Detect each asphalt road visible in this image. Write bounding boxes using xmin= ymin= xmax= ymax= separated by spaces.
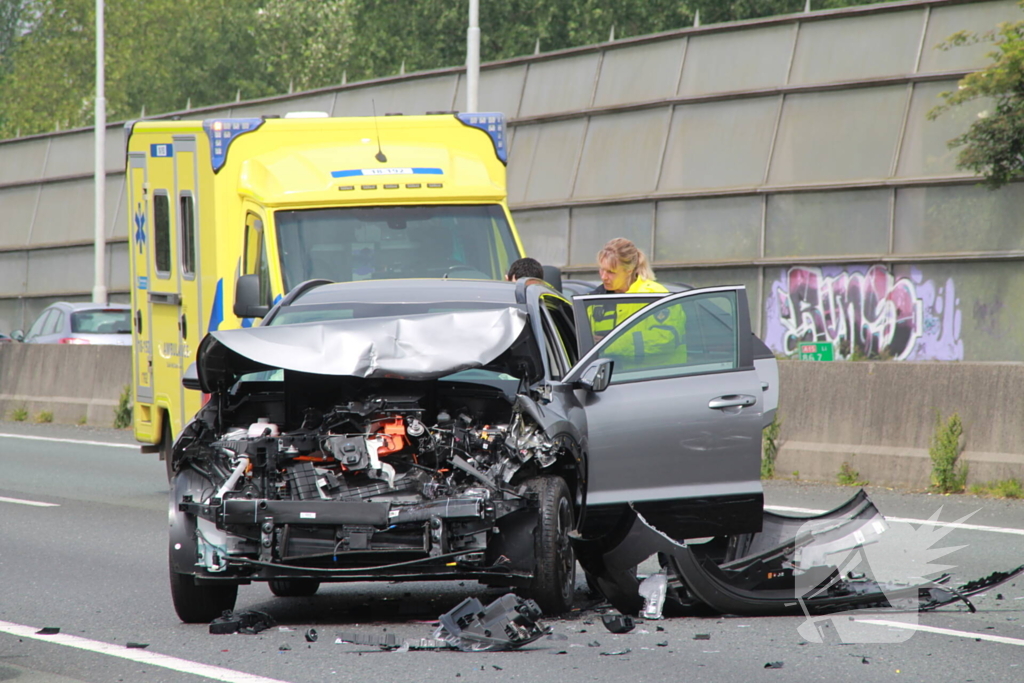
xmin=2 ymin=421 xmax=1023 ymax=683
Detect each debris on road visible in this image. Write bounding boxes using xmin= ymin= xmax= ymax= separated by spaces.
xmin=574 ymin=490 xmax=1024 ymax=618
xmin=209 ymin=609 xmax=277 ymax=635
xmin=305 ymin=628 xmax=318 ymax=643
xmin=764 ymin=661 xmax=784 ymax=669
xmin=600 ymin=614 xmax=635 ymax=634
xmin=125 ymin=642 xmax=149 ymax=649
xmin=36 ymin=627 xmax=60 ymax=635
xmin=434 ymin=594 xmax=551 ymax=652
xmin=693 ymin=633 xmax=711 ymax=640
xmin=600 ymin=648 xmax=632 ymax=656
xmin=638 ymin=571 xmax=667 ymax=619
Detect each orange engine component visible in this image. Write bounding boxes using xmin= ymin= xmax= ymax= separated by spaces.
xmin=372 ymin=417 xmax=409 ymax=456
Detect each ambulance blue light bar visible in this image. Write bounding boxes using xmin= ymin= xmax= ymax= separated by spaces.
xmin=456 ymin=112 xmax=507 ymax=163
xmin=202 ymin=118 xmax=265 ymax=172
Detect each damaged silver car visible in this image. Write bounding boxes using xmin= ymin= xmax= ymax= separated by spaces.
xmin=169 ymin=277 xmax=777 ymax=621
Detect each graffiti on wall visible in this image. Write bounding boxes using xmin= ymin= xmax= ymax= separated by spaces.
xmin=764 ymin=265 xmax=963 ymax=361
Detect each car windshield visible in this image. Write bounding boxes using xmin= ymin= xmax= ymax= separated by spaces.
xmin=268 ymin=301 xmax=510 ymax=326
xmin=70 ymin=309 xmax=131 ymax=334
xmin=275 ymin=204 xmax=519 ymax=292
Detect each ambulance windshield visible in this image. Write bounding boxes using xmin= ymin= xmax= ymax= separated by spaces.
xmin=275 ymin=204 xmax=519 ymax=292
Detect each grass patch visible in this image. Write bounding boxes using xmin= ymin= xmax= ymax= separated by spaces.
xmin=77 ymin=414 xmax=87 ymax=426
xmin=930 ymin=412 xmax=968 ymax=494
xmin=10 ymin=406 xmax=28 ymax=422
xmin=35 ymin=410 xmax=53 ymax=423
xmin=113 ymin=385 xmax=132 ymax=429
xmin=970 ymin=479 xmax=1023 ymax=499
xmin=761 ymin=413 xmax=782 ymax=480
xmin=836 ymin=461 xmax=868 ymax=487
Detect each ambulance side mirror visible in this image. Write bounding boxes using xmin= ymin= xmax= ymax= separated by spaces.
xmin=234 ymin=275 xmax=270 ymax=319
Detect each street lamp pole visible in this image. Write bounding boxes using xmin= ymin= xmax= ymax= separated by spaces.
xmin=92 ymin=0 xmax=107 ymax=304
xmin=466 ymin=0 xmax=479 ymax=113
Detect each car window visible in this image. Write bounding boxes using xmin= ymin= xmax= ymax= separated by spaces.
xmin=71 ymin=309 xmax=132 ymax=334
xmin=269 ymin=302 xmax=508 ymax=326
xmin=593 ymin=291 xmax=738 ymax=384
xmin=26 ymin=310 xmax=53 ymax=339
xmin=154 ymin=191 xmax=171 ymax=276
xmin=543 ymin=295 xmax=579 ymax=367
xmin=540 ymin=311 xmax=568 ymax=380
xmin=41 ymin=310 xmax=63 ymax=336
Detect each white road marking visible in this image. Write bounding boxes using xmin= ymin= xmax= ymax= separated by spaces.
xmin=0 ymin=433 xmax=138 ymax=450
xmin=0 ymin=619 xmax=295 ymax=683
xmin=765 ymin=504 xmax=1024 ymax=537
xmin=0 ymin=496 xmax=59 ymax=507
xmin=855 ymin=619 xmax=1024 ymax=647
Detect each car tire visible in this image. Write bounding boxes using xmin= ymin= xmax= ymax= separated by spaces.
xmin=169 ymin=468 xmax=238 ymax=623
xmin=524 ymin=475 xmax=576 ymax=615
xmin=268 ymin=579 xmax=321 ymax=597
xmin=160 ymin=417 xmax=174 ymax=482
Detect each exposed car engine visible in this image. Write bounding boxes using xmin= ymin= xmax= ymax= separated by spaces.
xmin=171 ymin=376 xmax=577 ymax=592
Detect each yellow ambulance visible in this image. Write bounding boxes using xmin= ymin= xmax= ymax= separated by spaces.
xmin=126 ymin=113 xmax=525 ymax=472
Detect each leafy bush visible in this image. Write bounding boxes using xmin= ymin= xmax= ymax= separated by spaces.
xmin=969 ymin=479 xmax=1023 ymax=499
xmin=761 ymin=413 xmax=782 ymax=479
xmin=836 ymin=461 xmax=867 ymax=487
xmin=113 ymin=385 xmax=133 ymax=429
xmin=930 ymin=412 xmax=968 ymax=493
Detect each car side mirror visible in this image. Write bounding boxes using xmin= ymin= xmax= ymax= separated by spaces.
xmin=10 ymin=329 xmax=24 ymax=342
xmin=233 ymin=274 xmax=269 ymax=319
xmin=182 ymin=362 xmax=201 ymax=391
xmin=576 ymin=358 xmax=613 ymax=392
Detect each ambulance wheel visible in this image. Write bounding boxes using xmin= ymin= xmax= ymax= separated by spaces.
xmin=524 ymin=475 xmax=576 ymax=615
xmin=269 ymin=579 xmax=321 ymax=597
xmin=161 ymin=418 xmax=175 ymax=481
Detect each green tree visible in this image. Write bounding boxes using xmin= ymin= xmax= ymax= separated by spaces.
xmin=0 ymin=0 xmax=27 ymax=72
xmin=928 ymin=2 xmax=1024 ymax=189
xmin=0 ymin=0 xmax=353 ymax=138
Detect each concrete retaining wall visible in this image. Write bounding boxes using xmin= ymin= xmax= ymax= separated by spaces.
xmin=0 ymin=344 xmax=131 ymax=427
xmin=2 ymin=345 xmax=1022 ymax=490
xmin=775 ymin=360 xmax=1024 ymax=490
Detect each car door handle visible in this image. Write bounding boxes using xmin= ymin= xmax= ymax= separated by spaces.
xmin=708 ymin=394 xmax=757 ymax=409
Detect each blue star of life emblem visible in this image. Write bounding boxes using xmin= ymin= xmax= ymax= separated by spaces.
xmin=133 ymin=204 xmax=146 ymax=253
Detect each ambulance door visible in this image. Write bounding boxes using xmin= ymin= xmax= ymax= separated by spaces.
xmin=128 ymin=152 xmax=154 ymax=437
xmin=147 ymin=144 xmax=183 ymax=439
xmin=173 ymin=136 xmax=202 ymax=424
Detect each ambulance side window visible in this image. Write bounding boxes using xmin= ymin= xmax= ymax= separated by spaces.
xmin=244 ymin=213 xmax=272 ymax=307
xmin=180 ymin=193 xmax=196 ymax=278
xmin=154 ymin=191 xmax=171 ymax=276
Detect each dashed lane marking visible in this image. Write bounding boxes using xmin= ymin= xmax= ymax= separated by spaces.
xmin=765 ymin=504 xmax=1024 ymax=537
xmin=0 ymin=619 xmax=295 ymax=683
xmin=0 ymin=433 xmax=138 ymax=449
xmin=0 ymin=496 xmax=59 ymax=507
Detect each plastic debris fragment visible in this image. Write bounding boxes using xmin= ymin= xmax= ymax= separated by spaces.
xmin=601 ymin=614 xmax=635 ymax=634
xmin=639 ymin=571 xmax=667 ymax=619
xmin=764 ymin=661 xmax=784 ymax=669
xmin=433 ymin=593 xmax=551 ymax=652
xmin=209 ymin=609 xmax=277 ymax=635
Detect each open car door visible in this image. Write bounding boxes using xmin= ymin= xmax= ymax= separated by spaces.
xmin=566 ymin=286 xmax=764 ymax=539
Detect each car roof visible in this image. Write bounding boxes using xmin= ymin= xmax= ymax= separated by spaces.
xmin=45 ymin=302 xmax=131 ymax=312
xmin=289 ymin=278 xmax=524 ymax=308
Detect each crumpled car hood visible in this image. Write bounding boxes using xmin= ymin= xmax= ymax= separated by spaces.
xmin=196 ymin=307 xmax=528 ymax=391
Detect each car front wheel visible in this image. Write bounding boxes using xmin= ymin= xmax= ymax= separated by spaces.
xmin=524 ymin=475 xmax=576 ymax=615
xmin=169 ymin=468 xmax=238 ymax=622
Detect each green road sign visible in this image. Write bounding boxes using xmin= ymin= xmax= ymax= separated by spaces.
xmin=799 ymin=342 xmax=834 ymax=361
